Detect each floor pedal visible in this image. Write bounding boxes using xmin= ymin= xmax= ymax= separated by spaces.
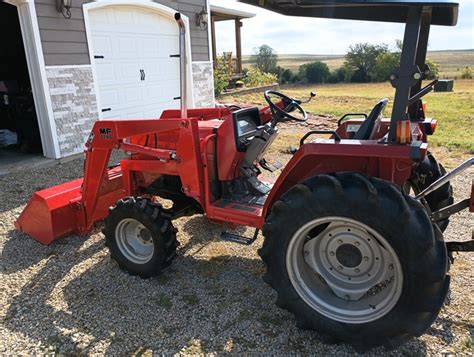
xmin=259 ymin=159 xmax=283 ymax=173
xmin=221 ymin=229 xmax=259 ymax=245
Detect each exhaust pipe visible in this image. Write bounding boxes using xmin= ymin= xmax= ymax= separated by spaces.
xmin=175 ymin=13 xmax=187 ymax=118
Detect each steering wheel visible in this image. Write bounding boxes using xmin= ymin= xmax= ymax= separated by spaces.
xmin=264 ymin=90 xmax=308 ymax=123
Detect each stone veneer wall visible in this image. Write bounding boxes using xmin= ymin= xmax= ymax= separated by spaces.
xmin=46 ymin=66 xmax=99 ymax=157
xmin=192 ymin=62 xmax=215 ymax=108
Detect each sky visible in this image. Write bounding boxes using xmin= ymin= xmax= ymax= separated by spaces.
xmin=211 ymin=0 xmax=474 ymax=55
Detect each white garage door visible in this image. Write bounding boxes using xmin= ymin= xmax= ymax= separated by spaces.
xmin=89 ymin=6 xmax=181 ymax=120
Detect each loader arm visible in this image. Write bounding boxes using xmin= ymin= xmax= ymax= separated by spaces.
xmin=16 ymin=117 xmax=205 ymax=244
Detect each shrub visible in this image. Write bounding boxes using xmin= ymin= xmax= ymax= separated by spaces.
xmin=461 ymin=66 xmax=472 ymax=79
xmin=279 ymin=68 xmax=294 ymax=84
xmin=298 ymin=61 xmax=330 ymax=83
xmin=425 ymin=59 xmax=440 ymax=80
xmin=213 ymin=54 xmax=233 ymax=97
xmin=327 ymin=66 xmax=351 ymax=83
xmin=291 ymin=73 xmax=302 ymax=84
xmin=243 ymin=67 xmax=278 ymax=87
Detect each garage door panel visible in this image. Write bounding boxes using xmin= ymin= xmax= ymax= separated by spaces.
xmin=116 ymin=61 xmax=141 ymax=83
xmin=89 ymin=8 xmax=111 ymax=29
xmin=140 ymin=35 xmax=179 ymax=58
xmin=100 ymin=88 xmax=120 ymax=109
xmin=122 ymin=86 xmax=141 ymax=104
xmin=95 ymin=62 xmax=116 ymax=83
xmin=116 ymin=36 xmax=140 ymax=59
xmin=91 ymin=34 xmax=113 ymax=58
xmin=142 ymin=59 xmax=179 ymax=81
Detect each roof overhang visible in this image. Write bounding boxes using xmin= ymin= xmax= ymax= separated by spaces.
xmin=211 ymin=4 xmax=256 ymax=22
xmin=238 ymin=0 xmax=458 ymax=26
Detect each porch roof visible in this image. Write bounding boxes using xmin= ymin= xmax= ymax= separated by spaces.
xmin=210 ymin=5 xmax=256 ymax=22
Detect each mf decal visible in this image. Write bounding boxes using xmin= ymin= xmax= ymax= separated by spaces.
xmin=99 ymin=128 xmax=113 ymax=140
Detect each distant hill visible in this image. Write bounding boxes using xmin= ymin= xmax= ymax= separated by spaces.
xmin=243 ymin=49 xmax=474 ymax=78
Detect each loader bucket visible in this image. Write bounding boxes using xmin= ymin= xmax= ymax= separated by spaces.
xmin=15 ymin=178 xmax=84 ymax=245
xmin=15 ymin=166 xmax=126 ymax=245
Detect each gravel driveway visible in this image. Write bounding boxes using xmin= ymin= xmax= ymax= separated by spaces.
xmin=1 ymin=152 xmax=472 ymax=355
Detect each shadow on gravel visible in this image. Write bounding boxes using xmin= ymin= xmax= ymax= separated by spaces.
xmin=429 ymin=317 xmax=474 ymax=346
xmin=3 ymin=226 xmax=433 ymax=355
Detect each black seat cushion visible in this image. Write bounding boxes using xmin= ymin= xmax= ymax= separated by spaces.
xmin=353 ymin=98 xmax=389 ymax=140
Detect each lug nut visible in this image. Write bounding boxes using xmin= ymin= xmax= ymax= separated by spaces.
xmin=354 ymin=241 xmax=360 ymax=247
xmin=304 ymin=250 xmax=309 ymax=256
xmin=337 ymin=239 xmax=343 ymax=244
xmin=389 ymin=264 xmax=394 ymax=270
xmin=338 ymin=265 xmax=343 ymax=270
xmin=363 ymin=256 xmax=369 ymax=262
xmin=355 ymin=268 xmax=360 ymax=273
xmin=329 ymin=251 xmax=335 ymax=256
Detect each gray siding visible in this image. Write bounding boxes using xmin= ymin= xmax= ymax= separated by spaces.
xmin=35 ymin=0 xmax=210 ymax=66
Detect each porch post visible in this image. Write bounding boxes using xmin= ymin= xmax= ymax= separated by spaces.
xmin=235 ymin=18 xmax=242 ymax=74
xmin=211 ymin=15 xmax=217 ymax=64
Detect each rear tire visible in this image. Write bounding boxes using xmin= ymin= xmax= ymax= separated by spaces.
xmin=260 ymin=173 xmax=449 ymax=351
xmin=408 ymin=153 xmax=454 ymax=232
xmin=104 ymin=197 xmax=179 ymax=278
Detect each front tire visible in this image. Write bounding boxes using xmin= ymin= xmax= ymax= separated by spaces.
xmin=104 ymin=197 xmax=179 ymax=278
xmin=260 ymin=173 xmax=449 ymax=351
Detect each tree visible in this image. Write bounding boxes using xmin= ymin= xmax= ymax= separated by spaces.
xmin=373 ymin=52 xmax=400 ymax=82
xmin=344 ymin=43 xmax=389 ymax=82
xmin=299 ymin=61 xmax=330 ymax=83
xmin=252 ymin=45 xmax=278 ymax=73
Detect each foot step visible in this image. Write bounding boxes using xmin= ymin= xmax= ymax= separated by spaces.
xmin=221 ymin=229 xmax=259 ymax=245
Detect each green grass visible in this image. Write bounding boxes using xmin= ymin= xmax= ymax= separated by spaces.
xmin=224 ymin=80 xmax=474 ymax=154
xmin=243 ymin=49 xmax=474 ymax=78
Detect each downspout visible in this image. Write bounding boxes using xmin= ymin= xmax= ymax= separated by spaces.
xmin=175 ymin=13 xmax=187 ymax=118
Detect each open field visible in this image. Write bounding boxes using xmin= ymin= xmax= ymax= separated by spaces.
xmin=243 ymin=49 xmax=474 ymax=78
xmin=223 ymin=79 xmax=474 ymax=155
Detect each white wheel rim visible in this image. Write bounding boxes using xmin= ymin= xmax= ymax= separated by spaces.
xmin=115 ymin=218 xmax=154 ymax=264
xmin=286 ymin=216 xmax=403 ymax=324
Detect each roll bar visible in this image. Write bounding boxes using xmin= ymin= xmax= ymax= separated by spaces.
xmin=239 ymin=1 xmax=459 ymax=26
xmin=239 ymin=0 xmax=460 ymax=143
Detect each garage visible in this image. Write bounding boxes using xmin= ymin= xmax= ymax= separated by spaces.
xmin=87 ymin=5 xmax=184 ymax=120
xmin=0 ymin=2 xmax=43 ymax=171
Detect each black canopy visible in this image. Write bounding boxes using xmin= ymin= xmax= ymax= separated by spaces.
xmin=238 ymin=0 xmax=458 ymax=25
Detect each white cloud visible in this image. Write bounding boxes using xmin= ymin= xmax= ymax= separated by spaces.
xmin=211 ymin=0 xmax=474 ymax=55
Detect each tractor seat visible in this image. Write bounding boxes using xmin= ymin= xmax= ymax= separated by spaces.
xmin=353 ymin=98 xmax=389 ymax=140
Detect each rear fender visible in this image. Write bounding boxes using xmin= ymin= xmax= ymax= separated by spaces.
xmin=262 ymin=139 xmax=425 ymax=217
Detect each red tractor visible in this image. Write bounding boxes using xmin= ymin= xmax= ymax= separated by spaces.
xmin=15 ymin=1 xmax=473 ymax=351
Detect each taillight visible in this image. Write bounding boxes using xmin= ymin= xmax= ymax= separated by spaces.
xmin=396 ymin=120 xmax=411 ymax=144
xmin=422 ymin=119 xmax=437 ymax=135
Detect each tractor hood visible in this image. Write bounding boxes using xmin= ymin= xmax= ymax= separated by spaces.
xmin=238 ymin=0 xmax=459 ymax=26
